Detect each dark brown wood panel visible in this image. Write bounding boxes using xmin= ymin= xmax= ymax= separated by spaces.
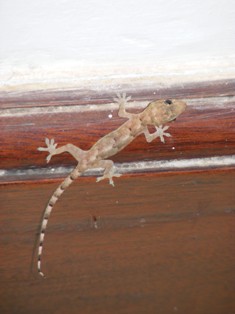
xmin=1 ymin=97 xmax=235 ymax=170
xmin=0 ymin=168 xmax=234 ymax=314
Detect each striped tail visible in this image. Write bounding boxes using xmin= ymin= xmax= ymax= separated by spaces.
xmin=37 ymin=167 xmax=80 ymax=277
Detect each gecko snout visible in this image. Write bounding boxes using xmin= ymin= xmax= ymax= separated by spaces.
xmin=164 ymin=99 xmax=187 ymax=123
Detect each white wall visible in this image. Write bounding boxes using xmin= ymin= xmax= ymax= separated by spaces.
xmin=0 ymin=0 xmax=235 ymax=90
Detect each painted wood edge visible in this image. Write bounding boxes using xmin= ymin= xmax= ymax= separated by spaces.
xmin=1 ymin=78 xmax=235 ymax=109
xmin=1 ymin=95 xmax=234 ymax=118
xmin=1 ymin=95 xmax=235 ymax=170
xmin=1 ymin=155 xmax=235 ymax=184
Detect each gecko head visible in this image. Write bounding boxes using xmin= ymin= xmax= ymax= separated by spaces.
xmin=141 ymin=99 xmax=187 ymax=125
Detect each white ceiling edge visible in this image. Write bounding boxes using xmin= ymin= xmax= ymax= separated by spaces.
xmin=1 ymin=56 xmax=235 ymax=92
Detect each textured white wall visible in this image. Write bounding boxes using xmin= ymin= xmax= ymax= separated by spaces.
xmin=0 ymin=0 xmax=235 ymax=90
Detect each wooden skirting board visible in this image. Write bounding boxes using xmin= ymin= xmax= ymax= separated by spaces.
xmin=0 ymin=79 xmax=235 ymax=314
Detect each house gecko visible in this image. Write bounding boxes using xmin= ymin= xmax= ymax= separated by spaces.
xmin=37 ymin=93 xmax=186 ymax=277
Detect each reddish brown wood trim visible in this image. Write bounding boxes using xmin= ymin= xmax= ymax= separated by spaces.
xmin=0 ymin=78 xmax=235 ymax=109
xmin=1 ymin=96 xmax=235 ymax=170
xmin=0 ymin=168 xmax=234 ymax=313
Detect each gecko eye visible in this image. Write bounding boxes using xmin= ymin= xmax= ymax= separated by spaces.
xmin=164 ymin=99 xmax=172 ymax=105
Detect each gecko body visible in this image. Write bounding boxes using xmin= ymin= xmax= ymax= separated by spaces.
xmin=37 ymin=94 xmax=186 ymax=277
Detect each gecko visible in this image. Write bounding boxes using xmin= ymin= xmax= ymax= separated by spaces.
xmin=37 ymin=93 xmax=187 ymax=277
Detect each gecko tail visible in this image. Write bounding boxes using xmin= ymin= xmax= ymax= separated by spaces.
xmin=37 ymin=167 xmax=81 ymax=277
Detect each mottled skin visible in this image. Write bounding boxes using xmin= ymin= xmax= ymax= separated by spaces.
xmin=37 ymin=93 xmax=186 ymax=277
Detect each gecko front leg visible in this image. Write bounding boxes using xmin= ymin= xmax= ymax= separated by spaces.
xmin=114 ymin=93 xmax=133 ymax=119
xmin=143 ymin=125 xmax=171 ymax=143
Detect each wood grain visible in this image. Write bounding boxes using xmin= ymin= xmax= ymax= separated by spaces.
xmin=1 ymin=96 xmax=235 ymax=170
xmin=1 ymin=78 xmax=235 ymax=109
xmin=1 ymin=79 xmax=235 ymax=313
xmin=0 ymin=168 xmax=234 ymax=314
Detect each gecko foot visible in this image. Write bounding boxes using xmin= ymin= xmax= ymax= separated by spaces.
xmin=38 ymin=138 xmax=58 ymax=163
xmin=113 ymin=92 xmax=131 ymax=104
xmin=155 ymin=125 xmax=171 ymax=143
xmin=96 ymin=173 xmax=121 ymax=187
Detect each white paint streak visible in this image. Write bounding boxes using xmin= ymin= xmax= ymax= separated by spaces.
xmin=117 ymin=156 xmax=235 ymax=173
xmin=1 ymin=96 xmax=234 ymax=118
xmin=1 ymin=155 xmax=235 ymax=181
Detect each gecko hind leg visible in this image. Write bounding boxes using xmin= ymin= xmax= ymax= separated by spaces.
xmin=38 ymin=138 xmax=85 ymax=163
xmin=96 ymin=160 xmax=121 ymax=187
